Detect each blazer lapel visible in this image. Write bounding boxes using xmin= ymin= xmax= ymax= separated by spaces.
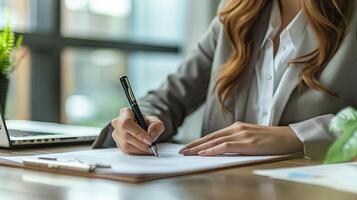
xmin=270 ymin=25 xmax=318 ymax=125
xmin=234 ymin=1 xmax=273 ymax=120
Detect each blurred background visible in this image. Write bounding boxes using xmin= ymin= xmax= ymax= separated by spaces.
xmin=0 ymin=0 xmax=220 ymax=141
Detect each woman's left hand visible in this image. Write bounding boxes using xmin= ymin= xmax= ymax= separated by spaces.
xmin=179 ymin=122 xmax=303 ymax=156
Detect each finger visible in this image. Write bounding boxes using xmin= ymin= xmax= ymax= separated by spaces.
xmin=111 ymin=108 xmax=135 ymax=130
xmin=198 ymin=142 xmax=248 ymax=156
xmin=112 ymin=122 xmax=153 ymax=152
xmin=112 ymin=130 xmax=122 ymax=148
xmin=119 ymin=108 xmax=154 ymax=144
xmin=123 ymin=132 xmax=152 ymax=153
xmin=180 ymin=127 xmax=233 ymax=152
xmin=197 ymin=143 xmax=231 ymax=156
xmin=181 ymin=135 xmax=234 ymax=155
xmin=112 ymin=109 xmax=153 ymax=145
xmin=112 ymin=131 xmax=150 ymax=154
xmin=120 ymin=107 xmax=135 ymax=120
xmin=146 ymin=116 xmax=165 ymax=141
xmin=124 ymin=122 xmax=153 ymax=145
xmin=120 ymin=142 xmax=151 ymax=155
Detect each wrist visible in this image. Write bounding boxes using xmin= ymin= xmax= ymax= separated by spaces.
xmin=279 ymin=126 xmax=303 ymax=153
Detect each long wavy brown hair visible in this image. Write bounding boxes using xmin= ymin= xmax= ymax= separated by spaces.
xmin=215 ymin=0 xmax=353 ymax=112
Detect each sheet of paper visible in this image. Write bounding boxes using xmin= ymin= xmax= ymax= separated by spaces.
xmin=0 ymin=143 xmax=295 ymax=176
xmin=254 ymin=163 xmax=357 ymax=194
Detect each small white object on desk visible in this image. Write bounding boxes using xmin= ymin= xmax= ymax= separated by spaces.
xmin=22 ymin=157 xmax=111 ymax=172
xmin=254 ymin=162 xmax=357 ymax=194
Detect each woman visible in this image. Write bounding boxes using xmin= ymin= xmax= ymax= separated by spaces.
xmin=95 ymin=0 xmax=357 ymax=160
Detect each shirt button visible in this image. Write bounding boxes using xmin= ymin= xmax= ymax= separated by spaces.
xmin=281 ymin=46 xmax=286 ymax=51
xmin=262 ymin=111 xmax=268 ymax=116
xmin=266 ymin=74 xmax=272 ymax=80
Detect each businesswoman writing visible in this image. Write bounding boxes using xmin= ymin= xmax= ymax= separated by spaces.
xmin=95 ymin=0 xmax=357 ymax=159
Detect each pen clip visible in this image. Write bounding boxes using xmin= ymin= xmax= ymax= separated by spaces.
xmin=120 ymin=76 xmax=137 ymax=105
xmin=128 ymin=87 xmax=137 ymax=104
xmin=37 ymin=157 xmax=111 ymax=169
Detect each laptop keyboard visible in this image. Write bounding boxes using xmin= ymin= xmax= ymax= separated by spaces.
xmin=9 ymin=130 xmax=57 ymax=137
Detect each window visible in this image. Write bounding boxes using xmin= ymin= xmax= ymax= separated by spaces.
xmin=0 ymin=0 xmax=30 ymax=32
xmin=61 ymin=48 xmax=182 ymax=126
xmin=5 ymin=47 xmax=31 ymax=120
xmin=62 ymin=0 xmax=186 ymax=44
xmin=1 ymin=0 xmax=218 ymax=127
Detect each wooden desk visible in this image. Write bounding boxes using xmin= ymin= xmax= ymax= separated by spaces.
xmin=0 ymin=145 xmax=355 ymax=200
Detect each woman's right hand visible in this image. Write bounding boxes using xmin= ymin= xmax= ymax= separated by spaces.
xmin=111 ymin=108 xmax=165 ymax=155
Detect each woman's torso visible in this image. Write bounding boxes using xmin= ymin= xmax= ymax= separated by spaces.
xmin=201 ymin=0 xmax=357 ymax=136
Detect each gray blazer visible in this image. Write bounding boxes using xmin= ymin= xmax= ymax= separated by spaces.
xmin=93 ymin=1 xmax=357 ymax=160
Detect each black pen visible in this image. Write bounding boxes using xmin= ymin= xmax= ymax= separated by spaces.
xmin=120 ymin=76 xmax=159 ymax=157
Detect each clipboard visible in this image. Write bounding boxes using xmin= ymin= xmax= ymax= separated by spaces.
xmin=0 ymin=155 xmax=302 ymax=183
xmin=0 ymin=144 xmax=303 ymax=183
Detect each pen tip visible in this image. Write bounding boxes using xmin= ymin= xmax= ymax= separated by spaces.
xmin=153 ymin=150 xmax=159 ymax=157
xmin=151 ymin=145 xmax=159 ymax=157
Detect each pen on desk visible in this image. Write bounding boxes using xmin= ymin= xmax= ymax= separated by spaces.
xmin=37 ymin=157 xmax=112 ymax=168
xmin=120 ymin=75 xmax=159 ymax=157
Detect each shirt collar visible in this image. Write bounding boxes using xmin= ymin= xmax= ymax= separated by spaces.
xmin=260 ymin=0 xmax=308 ymax=49
xmin=284 ymin=10 xmax=308 ymax=48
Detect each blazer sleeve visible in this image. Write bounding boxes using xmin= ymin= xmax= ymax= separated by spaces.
xmin=92 ymin=17 xmax=221 ymax=148
xmin=139 ymin=17 xmax=221 ymax=142
xmin=289 ymin=114 xmax=337 ymax=160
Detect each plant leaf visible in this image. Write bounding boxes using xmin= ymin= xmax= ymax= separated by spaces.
xmin=0 ymin=8 xmax=23 ymax=76
xmin=324 ymin=107 xmax=357 ymax=163
xmin=15 ymin=35 xmax=23 ymax=49
xmin=329 ymin=107 xmax=357 ymax=134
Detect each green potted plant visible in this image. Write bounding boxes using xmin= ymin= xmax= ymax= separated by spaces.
xmin=324 ymin=107 xmax=357 ymax=163
xmin=0 ymin=11 xmax=23 ymax=112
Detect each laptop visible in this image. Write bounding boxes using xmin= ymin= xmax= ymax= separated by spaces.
xmin=0 ymin=114 xmax=101 ymax=148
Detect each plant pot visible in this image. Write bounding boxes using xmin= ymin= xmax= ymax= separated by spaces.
xmin=0 ymin=75 xmax=9 ymax=113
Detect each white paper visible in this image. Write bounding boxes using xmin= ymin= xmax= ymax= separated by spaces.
xmin=254 ymin=163 xmax=357 ymax=194
xmin=0 ymin=143 xmax=295 ymax=176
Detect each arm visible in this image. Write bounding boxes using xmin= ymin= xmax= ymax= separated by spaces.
xmin=176 ymin=115 xmax=341 ymax=160
xmin=93 ymin=17 xmax=221 ymax=149
xmin=139 ymin=17 xmax=221 ymax=142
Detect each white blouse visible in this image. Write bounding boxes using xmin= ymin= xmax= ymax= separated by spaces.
xmin=245 ymin=0 xmax=309 ymax=125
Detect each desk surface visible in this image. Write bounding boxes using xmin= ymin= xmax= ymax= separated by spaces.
xmin=0 ymin=145 xmax=356 ymax=200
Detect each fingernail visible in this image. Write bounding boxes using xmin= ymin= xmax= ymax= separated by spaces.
xmin=178 ymin=148 xmax=186 ymax=154
xmin=143 ymin=139 xmax=152 ymax=145
xmin=180 ymin=149 xmax=190 ymax=155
